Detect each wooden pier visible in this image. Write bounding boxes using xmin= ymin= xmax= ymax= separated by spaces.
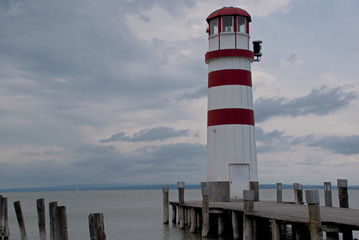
xmin=164 ymin=180 xmax=359 ymax=240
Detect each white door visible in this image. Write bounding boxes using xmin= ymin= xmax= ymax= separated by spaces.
xmin=229 ymin=163 xmax=250 ymax=200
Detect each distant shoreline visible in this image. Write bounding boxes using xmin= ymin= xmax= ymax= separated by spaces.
xmin=2 ymin=183 xmax=359 ymax=193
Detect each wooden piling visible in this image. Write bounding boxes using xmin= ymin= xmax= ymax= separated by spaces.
xmin=14 ymin=201 xmax=27 ymax=240
xmin=0 ymin=195 xmax=3 ymax=235
xmin=171 ymin=205 xmax=177 ymax=224
xmin=218 ymin=214 xmax=224 ymax=236
xmin=36 ymin=198 xmax=46 ymax=240
xmin=49 ymin=201 xmax=58 ymax=240
xmin=271 ymin=219 xmax=281 ymax=240
xmin=89 ymin=213 xmax=106 ymax=240
xmin=324 ymin=182 xmax=333 ymax=207
xmin=338 ymin=179 xmax=349 ymax=208
xmin=55 ymin=206 xmax=68 ymax=240
xmin=177 ymin=182 xmax=185 ymax=229
xmin=2 ymin=197 xmax=9 ymax=240
xmin=276 ymin=183 xmax=282 ymax=203
xmin=162 ymin=186 xmax=169 ymax=224
xmin=305 ymin=190 xmax=323 ymax=240
xmin=293 ymin=183 xmax=303 ymax=204
xmin=337 ymin=179 xmax=353 ymax=239
xmin=232 ymin=211 xmax=242 ymax=240
xmin=201 ymin=183 xmax=210 ymax=237
xmin=243 ymin=190 xmax=254 ymax=240
xmin=196 ymin=211 xmax=201 ymax=233
xmin=250 ymin=181 xmax=259 ymax=201
xmin=190 ymin=207 xmax=196 ymax=233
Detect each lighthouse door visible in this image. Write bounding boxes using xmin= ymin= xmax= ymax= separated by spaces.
xmin=229 ymin=163 xmax=250 ymax=200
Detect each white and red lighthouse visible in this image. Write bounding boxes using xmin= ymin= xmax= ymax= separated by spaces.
xmin=205 ymin=7 xmax=261 ymax=201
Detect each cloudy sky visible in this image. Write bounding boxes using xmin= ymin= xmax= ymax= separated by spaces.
xmin=1 ymin=0 xmax=358 ymax=188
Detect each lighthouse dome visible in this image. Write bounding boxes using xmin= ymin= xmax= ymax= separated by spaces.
xmin=206 ymin=6 xmax=251 ymax=23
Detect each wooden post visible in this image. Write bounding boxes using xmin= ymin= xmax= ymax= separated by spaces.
xmin=293 ymin=183 xmax=303 ymax=204
xmin=196 ymin=210 xmax=201 ymax=233
xmin=276 ymin=183 xmax=282 ymax=203
xmin=0 ymin=195 xmax=3 ymax=236
xmin=171 ymin=205 xmax=176 ymax=224
xmin=232 ymin=211 xmax=242 ymax=240
xmin=337 ymin=179 xmax=352 ymax=239
xmin=324 ymin=182 xmax=333 ymax=207
xmin=271 ymin=219 xmax=280 ymax=240
xmin=218 ymin=214 xmax=224 ymax=236
xmin=14 ymin=201 xmax=27 ymax=240
xmin=324 ymin=182 xmax=339 ymax=240
xmin=55 ymin=206 xmax=68 ymax=240
xmin=49 ymin=201 xmax=58 ymax=240
xmin=243 ymin=190 xmax=254 ymax=240
xmin=2 ymin=197 xmax=9 ymax=240
xmin=89 ymin=213 xmax=106 ymax=240
xmin=305 ymin=190 xmax=323 ymax=240
xmin=201 ymin=183 xmax=210 ymax=237
xmin=36 ymin=198 xmax=46 ymax=240
xmin=162 ymin=186 xmax=169 ymax=224
xmin=177 ymin=181 xmax=185 ymax=229
xmin=338 ymin=179 xmax=349 ymax=208
xmin=250 ymin=181 xmax=259 ymax=202
xmin=190 ymin=207 xmax=196 ymax=233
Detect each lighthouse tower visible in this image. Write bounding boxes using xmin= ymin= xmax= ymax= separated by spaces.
xmin=205 ymin=7 xmax=261 ymax=201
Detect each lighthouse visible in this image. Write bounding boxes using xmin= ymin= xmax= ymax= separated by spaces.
xmin=205 ymin=7 xmax=262 ymax=201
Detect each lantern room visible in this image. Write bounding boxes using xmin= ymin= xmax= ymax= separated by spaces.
xmin=206 ymin=7 xmax=251 ymax=51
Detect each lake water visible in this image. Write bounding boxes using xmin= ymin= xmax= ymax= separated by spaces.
xmin=3 ymin=189 xmax=359 ymax=239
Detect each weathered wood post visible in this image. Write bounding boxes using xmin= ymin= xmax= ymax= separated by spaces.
xmin=0 ymin=195 xmax=3 ymax=236
xmin=196 ymin=210 xmax=201 ymax=233
xmin=177 ymin=181 xmax=185 ymax=229
xmin=89 ymin=213 xmax=106 ymax=240
xmin=337 ymin=179 xmax=353 ymax=239
xmin=323 ymin=182 xmax=339 ymax=240
xmin=250 ymin=181 xmax=259 ymax=202
xmin=49 ymin=201 xmax=58 ymax=240
xmin=305 ymin=190 xmax=323 ymax=240
xmin=218 ymin=214 xmax=224 ymax=236
xmin=276 ymin=183 xmax=282 ymax=203
xmin=162 ymin=186 xmax=169 ymax=224
xmin=171 ymin=205 xmax=177 ymax=224
xmin=293 ymin=183 xmax=303 ymax=204
xmin=55 ymin=206 xmax=68 ymax=240
xmin=2 ymin=197 xmax=9 ymax=240
xmin=36 ymin=198 xmax=46 ymax=240
xmin=190 ymin=207 xmax=197 ymax=233
xmin=14 ymin=201 xmax=27 ymax=240
xmin=201 ymin=182 xmax=210 ymax=237
xmin=271 ymin=219 xmax=281 ymax=240
xmin=324 ymin=182 xmax=333 ymax=207
xmin=232 ymin=211 xmax=242 ymax=240
xmin=338 ymin=179 xmax=349 ymax=208
xmin=243 ymin=190 xmax=255 ymax=240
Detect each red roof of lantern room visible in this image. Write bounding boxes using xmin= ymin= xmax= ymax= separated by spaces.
xmin=206 ymin=6 xmax=251 ymax=23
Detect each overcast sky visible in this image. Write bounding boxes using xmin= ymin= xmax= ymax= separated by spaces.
xmin=1 ymin=0 xmax=358 ymax=188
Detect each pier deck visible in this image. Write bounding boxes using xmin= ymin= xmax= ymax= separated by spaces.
xmin=170 ymin=200 xmax=359 ymax=232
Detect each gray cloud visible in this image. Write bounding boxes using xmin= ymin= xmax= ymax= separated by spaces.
xmin=293 ymin=135 xmax=359 ymax=155
xmin=100 ymin=127 xmax=192 ymax=143
xmin=254 ymin=86 xmax=357 ymax=122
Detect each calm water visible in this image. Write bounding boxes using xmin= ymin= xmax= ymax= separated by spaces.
xmin=3 ymin=189 xmax=359 ymax=239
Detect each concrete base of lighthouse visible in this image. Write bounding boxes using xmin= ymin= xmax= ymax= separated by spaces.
xmin=201 ymin=181 xmax=230 ymax=202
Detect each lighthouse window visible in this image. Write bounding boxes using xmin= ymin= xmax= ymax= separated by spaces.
xmin=210 ymin=18 xmax=218 ymax=35
xmin=222 ymin=16 xmax=233 ymax=32
xmin=237 ymin=16 xmax=246 ymax=33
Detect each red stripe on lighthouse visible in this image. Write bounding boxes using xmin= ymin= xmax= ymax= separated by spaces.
xmin=208 ymin=69 xmax=252 ymax=88
xmin=208 ymin=108 xmax=254 ymax=126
